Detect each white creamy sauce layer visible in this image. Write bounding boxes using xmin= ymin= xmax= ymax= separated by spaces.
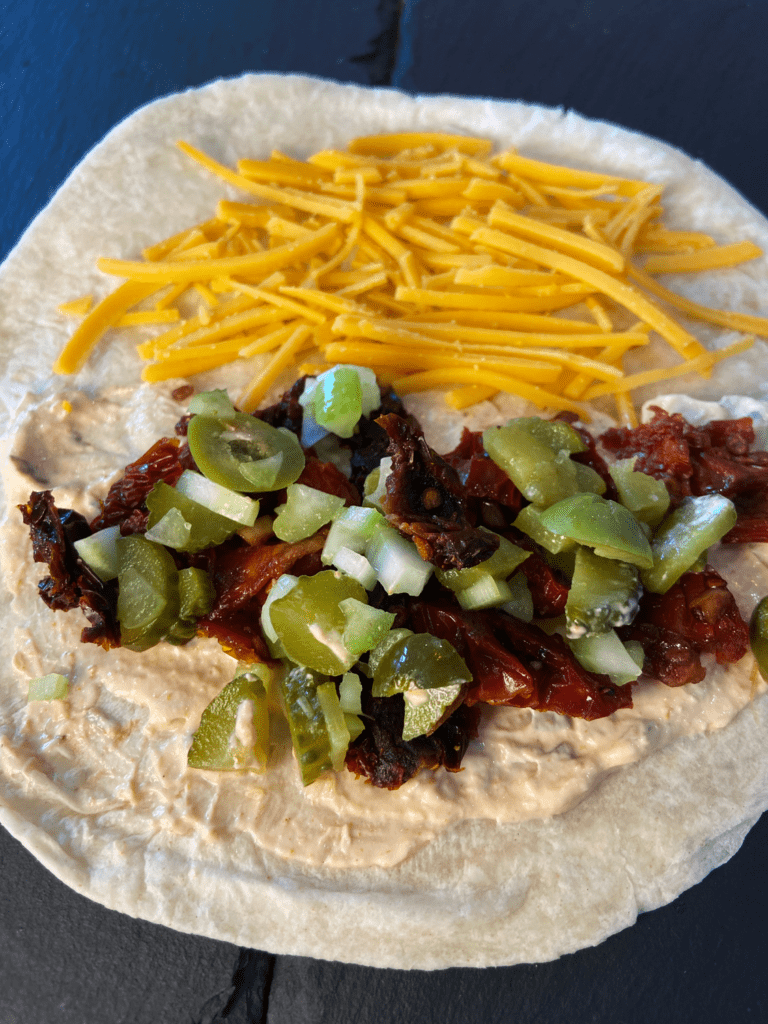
xmin=1 ymin=385 xmax=766 ymax=870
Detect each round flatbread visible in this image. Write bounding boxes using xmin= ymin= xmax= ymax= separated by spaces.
xmin=1 ymin=74 xmax=768 ymax=970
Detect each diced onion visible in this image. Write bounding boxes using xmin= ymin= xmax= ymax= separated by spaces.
xmin=362 ymin=457 xmax=393 ymax=511
xmin=144 ymin=507 xmax=193 ymax=549
xmin=175 ymin=469 xmax=260 ymax=526
xmin=322 ymin=505 xmax=386 ymax=564
xmin=332 ymin=546 xmax=378 ymax=590
xmin=569 ymin=629 xmax=644 ymax=685
xmin=273 ymin=483 xmax=345 ymax=542
xmin=338 ymin=672 xmax=363 ymax=715
xmin=456 ymin=574 xmax=513 ymax=610
xmin=366 ymin=524 xmax=433 ymax=596
xmin=74 ymin=524 xmax=122 ymax=582
xmin=500 ymin=571 xmax=534 ymax=622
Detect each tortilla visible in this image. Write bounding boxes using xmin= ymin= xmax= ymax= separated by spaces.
xmin=1 ymin=74 xmax=768 ymax=970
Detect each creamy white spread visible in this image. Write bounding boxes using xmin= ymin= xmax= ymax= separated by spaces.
xmin=2 ymin=385 xmax=766 ymax=871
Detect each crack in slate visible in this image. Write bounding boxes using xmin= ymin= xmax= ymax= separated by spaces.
xmin=350 ymin=0 xmax=404 ymax=85
xmin=199 ymin=949 xmax=276 ymax=1024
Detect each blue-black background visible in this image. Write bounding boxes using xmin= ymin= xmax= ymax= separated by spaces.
xmin=2 ymin=1 xmax=767 ymax=1021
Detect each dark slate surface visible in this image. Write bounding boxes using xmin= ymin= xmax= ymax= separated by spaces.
xmin=393 ymin=0 xmax=768 ymax=221
xmin=2 ymin=1 xmax=768 ymax=1021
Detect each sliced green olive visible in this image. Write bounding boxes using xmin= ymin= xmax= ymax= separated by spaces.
xmin=187 ymin=411 xmax=305 ymax=493
xmin=116 ymin=535 xmax=181 ymax=652
xmin=278 ymin=664 xmax=333 ymax=786
xmin=514 ymin=504 xmax=577 ymax=555
xmin=268 ymin=571 xmax=369 ymax=675
xmin=188 ymin=667 xmax=270 ymax=771
xmin=145 ymin=481 xmax=242 ymax=552
xmin=371 ymin=633 xmax=471 ymax=697
xmin=483 ymin=420 xmax=582 ymax=508
xmin=402 ymin=682 xmax=464 ymax=741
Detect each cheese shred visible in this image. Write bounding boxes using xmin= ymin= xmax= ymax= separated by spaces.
xmin=53 ymin=133 xmax=767 ymax=419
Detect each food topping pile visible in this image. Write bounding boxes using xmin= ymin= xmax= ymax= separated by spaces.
xmin=20 ymin=366 xmax=768 ymax=789
xmin=54 ymin=133 xmax=768 ymax=426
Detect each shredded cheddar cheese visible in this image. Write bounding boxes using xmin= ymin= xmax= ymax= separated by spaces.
xmin=54 ymin=132 xmax=768 ymax=420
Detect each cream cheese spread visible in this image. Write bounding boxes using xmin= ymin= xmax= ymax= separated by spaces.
xmin=2 ymin=384 xmax=766 ymax=870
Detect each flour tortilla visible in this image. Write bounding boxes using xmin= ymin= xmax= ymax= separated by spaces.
xmin=1 ymin=74 xmax=768 ymax=970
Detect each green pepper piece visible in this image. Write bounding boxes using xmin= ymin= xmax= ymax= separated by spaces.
xmin=371 ymin=634 xmax=469 ymax=739
xmin=278 ymin=664 xmax=333 ymax=785
xmin=539 ymin=492 xmax=653 ymax=569
xmin=750 ymin=596 xmax=768 ymax=682
xmin=565 ymin=547 xmax=641 ymax=638
xmin=268 ymin=571 xmax=369 ymax=675
xmin=368 ymin=628 xmax=414 ymax=676
xmin=482 ymin=421 xmax=582 ymax=508
xmin=402 ymin=682 xmax=464 ymax=741
xmin=511 ymin=417 xmax=587 ymax=454
xmin=313 ymin=366 xmax=363 ymax=439
xmin=514 ymin=505 xmax=577 ymax=555
xmin=372 ymin=633 xmax=472 ymax=697
xmin=609 ymin=457 xmax=671 ymax=528
xmin=435 ymin=530 xmax=529 ymax=592
xmin=273 ymin=483 xmax=345 ymax=543
xmin=146 ymin=481 xmax=241 ymax=553
xmin=188 ymin=666 xmax=271 ymax=771
xmin=574 ymin=462 xmax=607 ymax=496
xmin=188 ymin=411 xmax=305 ymax=493
xmin=641 ymin=495 xmax=738 ymax=594
xmin=27 ymin=673 xmax=69 ymax=702
xmin=116 ymin=535 xmax=181 ymax=652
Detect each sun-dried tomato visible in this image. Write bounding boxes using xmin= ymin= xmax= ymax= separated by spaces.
xmin=378 ymin=413 xmax=500 ymax=570
xmin=345 ymin=684 xmax=480 ymax=789
xmin=617 ymin=622 xmax=705 ymax=687
xmin=296 ymin=456 xmax=361 ymax=506
xmin=636 ymin=568 xmax=749 ymax=665
xmin=600 ymin=409 xmax=768 ymax=541
xmin=409 ymin=602 xmax=632 ymax=719
xmin=19 ymin=491 xmax=119 ymax=648
xmin=515 ymin=547 xmax=569 ymax=618
xmin=441 ymin=428 xmax=523 ymax=511
xmin=254 ymin=375 xmax=306 ymax=434
xmin=90 ymin=437 xmax=186 ymax=531
xmin=206 ymin=531 xmax=329 ymax=617
xmin=601 ymin=410 xmax=693 ymax=502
